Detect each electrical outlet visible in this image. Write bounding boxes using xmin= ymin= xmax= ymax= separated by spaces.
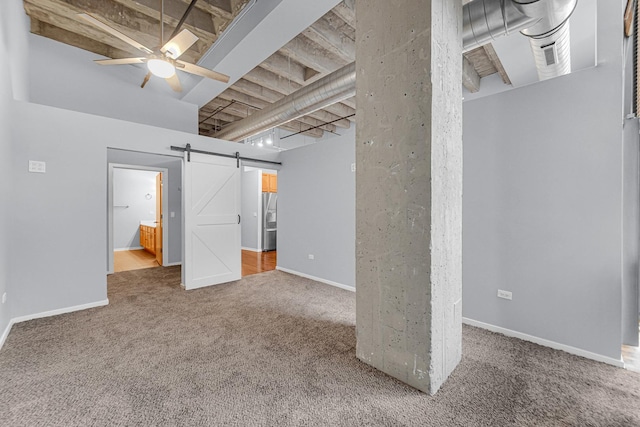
xmin=1 ymin=293 xmax=6 ymax=304
xmin=351 ymin=163 xmax=356 ymax=172
xmin=497 ymin=289 xmax=512 ymax=300
xmin=170 ymin=212 xmax=175 ymax=218
xmin=308 ymin=254 xmax=315 ymax=260
xmin=28 ymin=160 xmax=46 ymax=173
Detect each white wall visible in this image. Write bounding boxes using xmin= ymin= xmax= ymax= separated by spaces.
xmin=2 ymin=0 xmax=279 ymax=322
xmin=622 ymin=33 xmax=639 ymax=345
xmin=241 ymin=170 xmax=261 ymax=251
xmin=28 ymin=34 xmax=198 ymax=134
xmin=9 ymin=99 xmax=279 ymax=320
xmin=277 ymin=128 xmax=355 ymax=288
xmin=0 ymin=1 xmax=15 ymax=339
xmin=107 ymin=149 xmax=183 ymax=265
xmin=113 ymin=169 xmax=158 ymax=250
xmin=462 ymin=0 xmax=626 ymax=360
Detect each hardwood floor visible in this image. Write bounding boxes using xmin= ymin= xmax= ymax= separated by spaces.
xmin=114 ymin=249 xmax=275 ymax=276
xmin=622 ymin=321 xmax=640 ymax=373
xmin=114 ymin=249 xmax=159 ymax=273
xmin=242 ymin=250 xmax=277 ymax=277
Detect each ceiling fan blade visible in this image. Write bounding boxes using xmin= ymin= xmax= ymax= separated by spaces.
xmin=161 ymin=29 xmax=198 ymax=59
xmin=95 ymin=57 xmax=146 ymax=65
xmin=166 ymin=74 xmax=183 ymax=92
xmin=78 ymin=13 xmax=153 ymax=55
xmin=141 ymin=72 xmax=152 ymax=89
xmin=176 ymin=60 xmax=230 ymax=83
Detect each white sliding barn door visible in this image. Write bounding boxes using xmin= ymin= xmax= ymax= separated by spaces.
xmin=183 ymin=153 xmax=241 ymax=290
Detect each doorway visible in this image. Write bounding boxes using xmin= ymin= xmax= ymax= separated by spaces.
xmin=108 ymin=164 xmax=169 ymax=274
xmin=240 ymin=167 xmax=278 ymax=277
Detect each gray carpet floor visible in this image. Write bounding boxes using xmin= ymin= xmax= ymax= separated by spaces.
xmin=1 ymin=266 xmax=639 ymax=426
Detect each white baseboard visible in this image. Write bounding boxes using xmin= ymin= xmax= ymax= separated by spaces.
xmin=463 ymin=317 xmax=625 ymax=368
xmin=0 ymin=299 xmax=109 ymax=351
xmin=0 ymin=319 xmax=13 ymax=351
xmin=241 ymin=247 xmax=262 ymax=252
xmin=276 ymin=266 xmax=355 ymax=292
xmin=115 ymin=247 xmax=143 ymax=251
xmin=164 ymin=262 xmax=182 ymax=267
xmin=11 ymin=299 xmax=110 ymax=324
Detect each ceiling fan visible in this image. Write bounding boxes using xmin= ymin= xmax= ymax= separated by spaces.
xmin=77 ymin=0 xmax=229 ymax=92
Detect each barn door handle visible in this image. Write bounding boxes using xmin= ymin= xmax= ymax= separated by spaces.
xmin=238 ymin=214 xmax=241 ymax=224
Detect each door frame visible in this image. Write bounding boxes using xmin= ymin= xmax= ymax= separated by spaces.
xmin=107 ymin=163 xmax=170 ymax=274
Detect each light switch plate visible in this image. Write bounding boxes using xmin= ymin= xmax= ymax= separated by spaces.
xmin=351 ymin=163 xmax=356 ymax=172
xmin=497 ymin=289 xmax=512 ymax=300
xmin=29 ymin=160 xmax=46 ymax=173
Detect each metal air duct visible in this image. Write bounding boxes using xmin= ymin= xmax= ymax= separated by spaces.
xmin=214 ymin=62 xmax=356 ymax=142
xmin=463 ymin=0 xmax=578 ymax=81
xmin=214 ymin=0 xmax=578 ymax=143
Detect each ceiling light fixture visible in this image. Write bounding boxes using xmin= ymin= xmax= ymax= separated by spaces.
xmin=257 ymin=138 xmax=264 ymax=147
xmin=147 ymin=58 xmax=176 ymax=78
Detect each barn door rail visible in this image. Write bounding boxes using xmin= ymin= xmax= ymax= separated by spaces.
xmin=171 ymin=144 xmax=282 ymax=167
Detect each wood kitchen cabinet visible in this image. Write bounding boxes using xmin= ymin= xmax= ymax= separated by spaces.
xmin=262 ymin=173 xmax=277 ymax=193
xmin=140 ymin=225 xmax=156 ymax=255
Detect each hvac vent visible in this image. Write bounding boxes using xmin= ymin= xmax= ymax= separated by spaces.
xmin=542 ymin=43 xmax=557 ymax=66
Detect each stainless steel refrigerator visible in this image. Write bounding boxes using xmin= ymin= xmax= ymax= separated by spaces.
xmin=262 ymin=192 xmax=277 ymax=251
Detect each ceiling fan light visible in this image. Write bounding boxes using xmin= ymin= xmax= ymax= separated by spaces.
xmin=147 ymin=59 xmax=175 ymax=78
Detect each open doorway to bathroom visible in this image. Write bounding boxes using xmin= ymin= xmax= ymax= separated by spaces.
xmin=108 ymin=164 xmax=168 ymax=274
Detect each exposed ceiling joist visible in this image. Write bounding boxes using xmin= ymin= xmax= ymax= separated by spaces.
xmin=462 ymin=56 xmax=481 ymax=93
xmin=23 ymin=0 xmax=512 ymax=142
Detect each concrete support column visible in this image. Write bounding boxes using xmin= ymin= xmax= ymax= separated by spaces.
xmin=355 ymin=0 xmax=463 ymax=394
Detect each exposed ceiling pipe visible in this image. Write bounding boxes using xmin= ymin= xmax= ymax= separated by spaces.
xmin=215 ymin=0 xmax=578 ymax=142
xmin=214 ymin=62 xmax=356 ymax=142
xmin=463 ymin=0 xmax=578 ymax=81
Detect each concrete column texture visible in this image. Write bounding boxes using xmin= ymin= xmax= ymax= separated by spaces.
xmin=354 ymin=0 xmax=463 ymax=394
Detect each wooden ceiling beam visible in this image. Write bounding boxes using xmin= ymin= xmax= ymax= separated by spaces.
xmin=212 ymin=88 xmax=336 ymax=134
xmin=108 ymin=0 xmax=216 ymax=53
xmin=332 ymin=1 xmax=355 ymax=28
xmin=483 ymin=44 xmax=512 ymax=85
xmin=257 ymin=55 xmax=356 ymax=119
xmin=204 ymin=99 xmax=324 ymax=138
xmin=324 ymin=9 xmax=355 ymax=42
xmin=205 ymin=94 xmax=327 ymax=137
xmin=259 ymin=52 xmax=315 ymax=86
xmin=462 ymin=56 xmax=481 ymax=93
xmin=199 ymin=108 xmax=240 ymax=124
xmin=339 ymin=96 xmax=356 ymax=111
xmin=303 ymin=12 xmax=355 ymax=63
xmin=242 ymin=67 xmax=351 ymax=128
xmin=188 ymin=0 xmax=233 ymax=20
xmin=30 ymin=18 xmax=134 ymax=60
xmin=26 ymin=0 xmax=202 ymax=62
xmin=224 ymin=79 xmax=339 ymax=133
xmin=24 ymin=2 xmax=143 ymax=56
xmin=110 ymin=0 xmax=216 ymax=35
xmin=279 ymin=35 xmax=349 ymax=75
